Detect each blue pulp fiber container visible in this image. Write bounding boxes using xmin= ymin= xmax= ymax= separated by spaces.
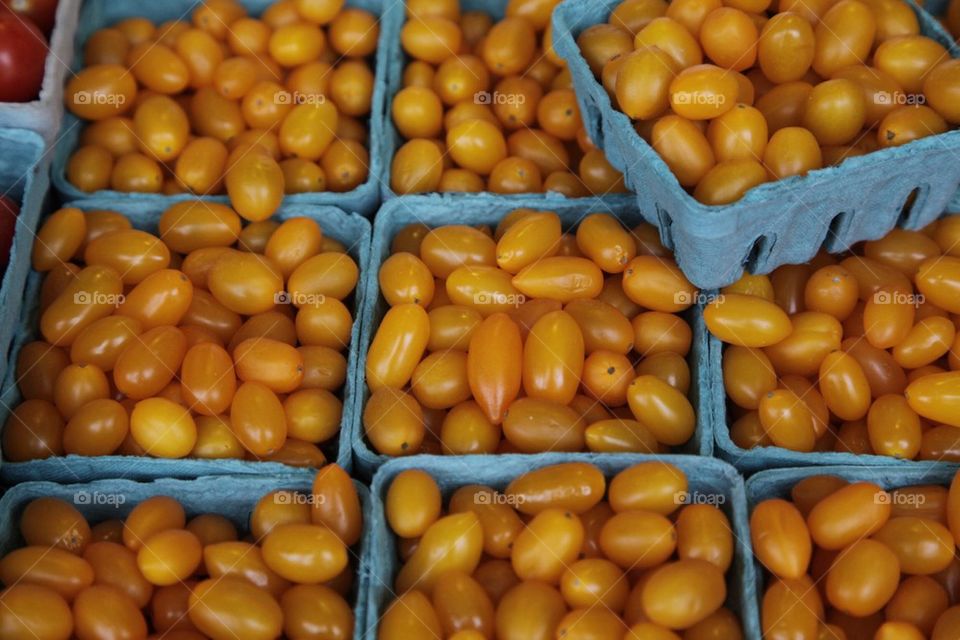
xmin=50 ymin=0 xmax=399 ymax=218
xmin=377 ymin=0 xmax=629 ymax=204
xmin=363 ymin=453 xmax=761 ymax=640
xmin=0 ymin=197 xmax=371 ymax=483
xmin=0 ymin=1 xmax=80 ymax=142
xmin=745 ymin=464 xmax=960 ymax=628
xmin=0 ymin=128 xmax=50 ymax=391
xmin=0 ymin=472 xmax=373 ymax=640
xmin=707 ymin=329 xmax=956 ymax=474
xmin=351 ymin=193 xmax=714 ymax=479
xmin=553 ymin=0 xmax=960 ymax=290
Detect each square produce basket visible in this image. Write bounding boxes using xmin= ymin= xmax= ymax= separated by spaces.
xmin=745 ymin=464 xmax=960 ymax=629
xmin=0 ymin=197 xmax=371 ymax=483
xmin=0 ymin=0 xmax=80 ymax=141
xmin=0 ymin=128 xmax=50 ymax=388
xmin=553 ymin=0 xmax=960 ymax=290
xmin=363 ymin=453 xmax=761 ymax=640
xmin=0 ymin=472 xmax=372 ymax=640
xmin=378 ymin=0 xmax=628 ymax=203
xmin=51 ymin=0 xmax=398 ymax=217
xmin=351 ymin=193 xmax=714 ymax=479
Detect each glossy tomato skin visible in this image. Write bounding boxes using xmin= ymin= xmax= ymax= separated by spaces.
xmin=0 ymin=9 xmax=47 ymax=102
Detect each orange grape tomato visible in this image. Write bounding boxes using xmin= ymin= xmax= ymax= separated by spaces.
xmin=622 ymin=255 xmax=696 ymax=313
xmin=723 ymin=346 xmax=778 ymax=409
xmin=20 ymin=497 xmax=91 ymax=554
xmin=230 ymin=381 xmax=287 ymax=456
xmin=642 ymin=560 xmax=727 ymax=629
xmin=395 ymin=512 xmax=483 ymax=594
xmin=906 ymin=372 xmax=960 ymax=428
xmin=867 ymin=394 xmax=922 ymax=459
xmin=704 ymin=293 xmax=792 ymax=347
xmin=826 ymin=539 xmax=900 ymax=617
xmin=758 ymin=12 xmax=814 ymax=83
xmin=261 ymin=522 xmax=347 ymax=584
xmin=386 ymin=469 xmax=441 ymax=539
xmin=511 ymin=257 xmax=604 ymax=303
xmin=609 ymin=461 xmax=687 ymax=515
xmin=467 ymin=313 xmax=522 ymax=424
xmin=675 ymin=504 xmax=734 ymax=572
xmin=758 ymin=388 xmax=817 ymax=452
xmin=522 ymin=310 xmax=584 ymax=405
xmin=599 ymin=510 xmax=676 ymax=569
xmin=505 ymin=462 xmax=606 ymax=515
xmin=512 ymin=508 xmax=585 ymax=582
xmin=502 ymin=397 xmax=585 ymax=453
xmin=818 ymin=350 xmax=872 ymax=422
xmin=750 ymin=498 xmax=812 ymax=579
xmin=807 ymin=481 xmax=892 ymax=549
xmin=0 ymin=584 xmax=74 ymax=639
xmin=626 ymin=374 xmax=696 ymax=445
xmin=310 ymin=464 xmax=362 ymax=546
xmin=188 ymin=577 xmax=283 ymax=640
xmin=650 ymin=115 xmax=716 ymax=187
xmin=872 ymin=516 xmax=954 ymax=575
xmin=366 ymin=303 xmax=429 ymax=391
xmin=41 ymin=266 xmax=124 ymax=347
xmin=363 ymin=386 xmax=425 ymax=456
xmin=113 ymin=325 xmax=187 ymax=400
xmin=762 ymin=576 xmax=821 ymax=640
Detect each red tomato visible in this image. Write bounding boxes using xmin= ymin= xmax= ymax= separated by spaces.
xmin=0 ymin=9 xmax=47 ymax=102
xmin=4 ymin=0 xmax=58 ymax=35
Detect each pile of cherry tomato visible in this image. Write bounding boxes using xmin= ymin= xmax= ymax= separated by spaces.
xmin=754 ymin=471 xmax=960 ymax=638
xmin=363 ymin=209 xmax=701 ymax=456
xmin=3 ymin=201 xmax=358 ymax=466
xmin=583 ymin=0 xmax=960 ymax=205
xmin=0 ymin=464 xmax=361 ymax=640
xmin=64 ymin=0 xmax=376 ymax=214
xmin=389 ymin=0 xmax=628 ymax=196
xmin=707 ymin=218 xmax=960 ymax=459
xmin=378 ymin=461 xmax=745 ymax=639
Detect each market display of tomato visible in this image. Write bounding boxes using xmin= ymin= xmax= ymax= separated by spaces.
xmin=753 ymin=471 xmax=960 ymax=639
xmin=2 ymin=201 xmax=358 ymax=465
xmin=709 ymin=219 xmax=960 ymax=460
xmin=363 ymin=209 xmax=700 ymax=456
xmin=0 ymin=465 xmax=361 ymax=640
xmin=0 ymin=6 xmax=48 ymax=102
xmin=389 ymin=0 xmax=628 ymax=196
xmin=63 ymin=0 xmax=376 ymax=208
xmin=586 ymin=0 xmax=960 ymax=204
xmin=378 ymin=461 xmax=744 ymax=639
